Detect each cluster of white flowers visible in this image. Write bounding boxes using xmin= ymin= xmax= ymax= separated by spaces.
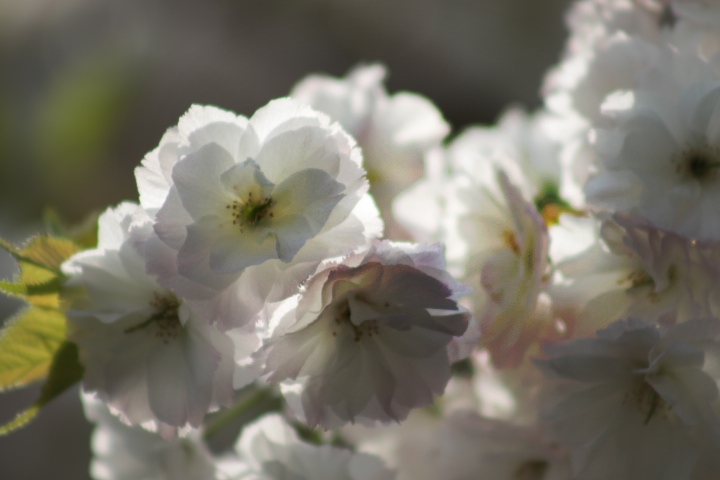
xmin=56 ymin=1 xmax=720 ymax=478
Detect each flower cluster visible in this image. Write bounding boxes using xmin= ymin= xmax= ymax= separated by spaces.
xmin=58 ymin=79 xmax=471 ymax=478
xmin=21 ymin=1 xmax=720 ymax=478
xmin=387 ymin=0 xmax=720 ymax=478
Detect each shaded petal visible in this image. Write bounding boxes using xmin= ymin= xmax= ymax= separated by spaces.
xmin=271 ymin=168 xmax=345 ymax=261
xmin=209 ymin=226 xmax=278 ymax=274
xmin=172 ymin=143 xmax=236 ymax=219
xmin=177 ymin=215 xmax=242 ymax=290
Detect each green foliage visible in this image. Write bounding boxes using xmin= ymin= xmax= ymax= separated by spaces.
xmin=0 ymin=232 xmax=93 ymax=435
xmin=0 ymin=307 xmax=68 ymax=390
xmin=0 ymin=235 xmax=81 ymax=307
xmin=0 ymin=341 xmax=84 ymax=435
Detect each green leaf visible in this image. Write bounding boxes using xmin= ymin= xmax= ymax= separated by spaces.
xmin=0 ymin=234 xmax=88 ymax=436
xmin=0 ymin=235 xmax=77 ymax=276
xmin=0 ymin=341 xmax=84 ymax=435
xmin=19 ymin=236 xmax=81 ymax=273
xmin=0 ymin=278 xmax=64 ymax=299
xmin=0 ymin=406 xmax=40 ymax=435
xmin=0 ymin=235 xmax=82 ymax=308
xmin=0 ymin=307 xmax=67 ymax=391
xmin=0 ymin=237 xmax=21 ymax=258
xmin=0 ymin=281 xmax=28 ymax=296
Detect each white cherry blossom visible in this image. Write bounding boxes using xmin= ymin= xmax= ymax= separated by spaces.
xmin=223 ymin=414 xmax=395 ymax=480
xmin=397 ymin=120 xmax=574 ymax=367
xmin=537 ymin=318 xmax=720 ymax=480
xmin=555 ymin=214 xmax=720 ymax=332
xmin=62 ymin=203 xmax=240 ymax=436
xmin=291 ymin=64 xmax=449 ymax=238
xmin=136 ymin=101 xmax=382 ymax=330
xmin=586 ymin=81 xmax=720 ymax=241
xmin=396 ymin=413 xmax=571 ymax=480
xmin=82 ymin=394 xmax=217 ymax=480
xmin=263 ymin=241 xmax=470 ymax=428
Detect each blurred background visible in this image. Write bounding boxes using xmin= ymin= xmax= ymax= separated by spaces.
xmin=0 ymin=0 xmax=570 ymax=477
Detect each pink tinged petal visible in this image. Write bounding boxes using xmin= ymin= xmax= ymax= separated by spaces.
xmin=304 ymin=337 xmax=397 ymax=425
xmin=374 ymin=263 xmax=456 ymax=310
xmin=328 ymin=263 xmax=383 ymax=301
xmin=271 ymin=168 xmax=345 ymax=261
xmin=172 ymin=143 xmax=237 ymax=219
xmin=177 ymin=215 xmax=242 ymax=289
xmin=387 ymin=241 xmax=447 ymax=271
xmin=295 ymin=270 xmax=333 ymax=322
xmin=347 ymin=293 xmax=385 ymax=326
xmin=375 ymin=314 xmax=455 ymax=358
xmin=393 ymin=309 xmax=469 ymax=337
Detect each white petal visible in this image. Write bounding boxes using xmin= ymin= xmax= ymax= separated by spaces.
xmin=172 ymin=143 xmax=237 ymax=219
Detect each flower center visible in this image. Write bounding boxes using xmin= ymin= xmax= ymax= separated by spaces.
xmin=690 ymin=155 xmax=715 ymax=179
xmin=330 ymin=298 xmax=384 ymax=342
xmin=623 ymin=269 xmax=653 ymax=289
xmin=675 ymin=149 xmax=720 ymax=183
xmin=624 ymin=378 xmax=670 ymax=425
xmin=227 ymin=192 xmax=275 ymax=231
xmin=533 ymin=183 xmax=581 ymax=226
xmin=503 ymin=231 xmax=521 ymax=254
xmin=124 ymin=293 xmax=182 ymax=344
